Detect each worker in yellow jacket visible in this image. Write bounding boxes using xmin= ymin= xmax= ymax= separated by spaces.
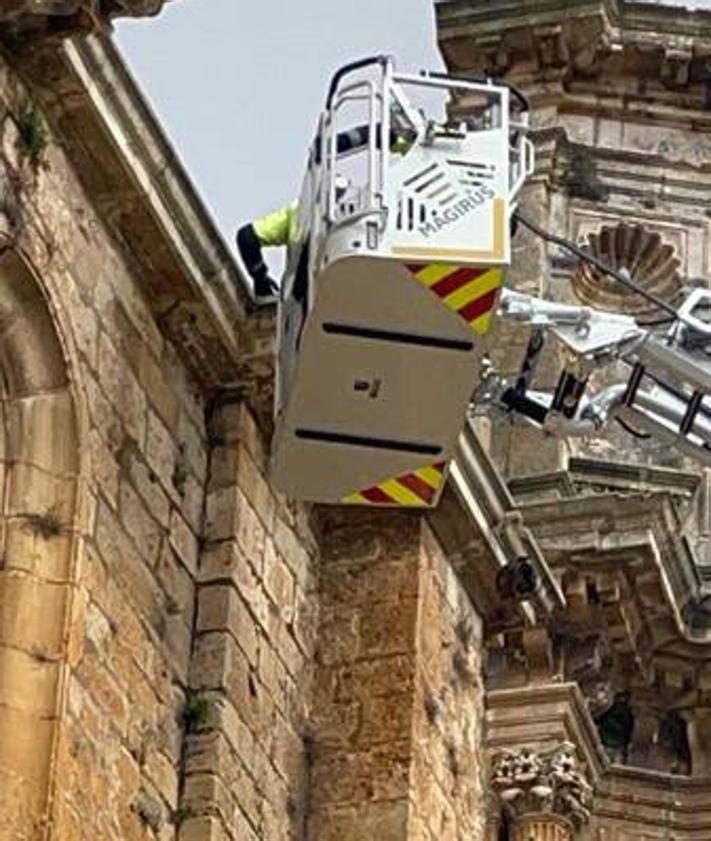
xmin=236 ymin=202 xmax=298 ymax=298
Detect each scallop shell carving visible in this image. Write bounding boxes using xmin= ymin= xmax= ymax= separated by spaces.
xmin=571 ymin=223 xmax=682 ymax=317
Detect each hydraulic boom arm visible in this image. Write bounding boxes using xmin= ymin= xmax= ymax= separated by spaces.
xmin=473 ymin=220 xmax=711 ymax=466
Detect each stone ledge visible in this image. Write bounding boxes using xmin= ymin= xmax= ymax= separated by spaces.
xmin=5 ymin=31 xmax=273 ymax=398
xmin=437 ymin=0 xmax=711 ymax=91
xmin=0 ymin=1 xmax=171 ymax=41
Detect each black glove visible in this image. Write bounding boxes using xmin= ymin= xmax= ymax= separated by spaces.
xmin=236 ymin=224 xmax=278 ymax=298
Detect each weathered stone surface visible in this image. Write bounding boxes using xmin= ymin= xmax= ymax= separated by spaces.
xmin=0 ymin=0 xmax=172 ymax=42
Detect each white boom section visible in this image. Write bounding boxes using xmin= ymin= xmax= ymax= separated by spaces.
xmin=478 ymin=288 xmax=711 ymax=467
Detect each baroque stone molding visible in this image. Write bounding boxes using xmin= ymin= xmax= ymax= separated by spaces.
xmin=0 ymin=0 xmax=170 ymax=41
xmin=491 ymin=742 xmax=593 ymax=830
xmin=571 ymin=222 xmax=683 ymax=317
xmin=437 ymin=0 xmax=711 ymax=107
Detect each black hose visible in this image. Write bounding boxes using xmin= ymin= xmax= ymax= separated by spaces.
xmin=615 ymin=416 xmax=652 ymax=440
xmin=514 ymin=211 xmax=680 ymax=320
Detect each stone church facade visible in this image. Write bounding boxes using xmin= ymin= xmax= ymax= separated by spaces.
xmin=1 ymin=1 xmax=711 ymax=840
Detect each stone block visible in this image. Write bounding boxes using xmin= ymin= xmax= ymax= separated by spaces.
xmin=197 ymin=584 xmax=259 ymax=666
xmin=179 ymin=815 xmax=232 ymax=841
xmin=359 ymin=597 xmax=418 ymax=659
xmin=5 ymin=390 xmax=78 ymax=475
xmin=310 ymin=741 xmax=412 ymax=807
xmin=169 ymin=507 xmax=199 ymax=575
xmin=236 ymin=446 xmax=275 ymax=531
xmin=307 ymin=800 xmax=410 ymax=841
xmin=94 ymin=501 xmax=166 ymax=634
xmin=98 ymin=331 xmax=147 ymax=445
xmin=6 ymin=462 xmax=77 ymax=526
xmin=123 ymin=448 xmax=171 ymax=528
xmin=89 ymin=427 xmax=120 ymax=509
xmin=0 ymin=644 xmax=59 ymax=715
xmin=263 ymin=539 xmax=294 ymax=621
xmin=119 ymin=479 xmax=163 ymax=566
xmin=2 ymin=516 xmax=74 ymax=579
xmin=199 ymin=542 xmax=270 ymax=634
xmin=178 ymin=409 xmax=208 ymax=482
xmin=146 ymin=408 xmax=177 ymax=495
xmin=273 ymin=517 xmax=311 ymax=588
xmin=207 ymin=444 xmax=240 ymax=493
xmin=157 ymin=542 xmax=195 ymax=627
xmin=138 ymin=348 xmax=180 ymax=430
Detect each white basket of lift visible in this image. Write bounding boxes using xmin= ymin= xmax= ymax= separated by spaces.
xmin=271 ymin=55 xmax=534 ymax=508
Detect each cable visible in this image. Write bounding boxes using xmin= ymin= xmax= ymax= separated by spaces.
xmin=614 ymin=416 xmax=652 ymax=440
xmin=514 ymin=211 xmax=680 ymax=320
xmin=636 ymin=316 xmax=677 ymax=328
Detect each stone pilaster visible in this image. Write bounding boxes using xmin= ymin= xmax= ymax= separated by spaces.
xmin=307 ymin=509 xmax=488 ymax=841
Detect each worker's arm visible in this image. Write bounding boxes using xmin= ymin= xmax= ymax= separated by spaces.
xmin=236 ymin=224 xmax=277 ymax=297
xmin=236 ymin=203 xmax=298 ymax=298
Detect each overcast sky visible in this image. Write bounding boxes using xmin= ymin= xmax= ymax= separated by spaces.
xmin=115 ymin=0 xmax=442 ymax=247
xmin=115 ymin=0 xmax=711 ymax=248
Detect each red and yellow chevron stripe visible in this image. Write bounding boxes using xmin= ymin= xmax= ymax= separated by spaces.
xmin=342 ymin=461 xmax=448 ymax=507
xmin=406 ymin=263 xmax=503 ymax=335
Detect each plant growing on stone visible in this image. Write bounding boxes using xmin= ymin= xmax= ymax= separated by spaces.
xmin=171 ymin=462 xmax=188 ymax=496
xmin=17 ymin=102 xmax=50 ymax=174
xmin=563 ymin=147 xmax=609 ymax=203
xmin=170 ymin=805 xmax=195 ymax=827
xmin=181 ymin=689 xmax=211 ymax=733
xmin=23 ymin=507 xmax=63 ymax=539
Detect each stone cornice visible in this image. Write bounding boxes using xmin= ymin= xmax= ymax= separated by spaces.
xmin=487 ymin=682 xmax=608 ymax=782
xmin=437 ymin=0 xmax=711 ymax=109
xmin=429 ymin=421 xmax=566 ymax=628
xmin=0 ymin=1 xmax=171 ymax=41
xmin=510 ymin=457 xmax=701 ymax=502
xmin=3 ymin=31 xmax=274 ymax=403
xmin=518 ymin=491 xmax=704 ymax=633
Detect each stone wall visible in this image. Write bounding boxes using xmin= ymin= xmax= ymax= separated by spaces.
xmin=0 ymin=49 xmax=207 ymax=839
xmin=180 ymin=402 xmax=319 ymax=841
xmin=0 ymin=35 xmax=493 ymax=841
xmin=0 ymin=43 xmax=320 ymax=841
xmin=306 ymin=510 xmax=487 ymax=841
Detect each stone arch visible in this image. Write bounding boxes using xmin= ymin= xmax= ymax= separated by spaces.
xmin=0 ymin=248 xmax=80 ymax=838
xmin=571 ymin=222 xmax=683 ymax=320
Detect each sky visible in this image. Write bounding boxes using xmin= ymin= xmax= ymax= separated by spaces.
xmin=115 ymin=0 xmax=711 ymax=250
xmin=115 ymin=0 xmax=443 ymax=249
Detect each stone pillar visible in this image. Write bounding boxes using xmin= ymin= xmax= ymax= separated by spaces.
xmin=491 ymin=743 xmax=592 ymax=841
xmin=306 ymin=509 xmax=422 ymax=840
xmin=307 ymin=509 xmax=488 ymax=841
xmin=683 ymin=707 xmax=711 ymax=777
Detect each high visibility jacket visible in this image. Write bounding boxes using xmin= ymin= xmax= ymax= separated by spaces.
xmin=253 ymin=201 xmax=299 ymax=248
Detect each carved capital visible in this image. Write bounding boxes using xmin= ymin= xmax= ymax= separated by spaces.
xmin=491 ymin=742 xmax=593 ymax=833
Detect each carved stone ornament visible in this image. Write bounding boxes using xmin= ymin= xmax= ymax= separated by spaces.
xmin=491 ymin=742 xmax=593 ymax=829
xmin=0 ymin=0 xmax=169 ymax=39
xmin=571 ymin=223 xmax=682 ymax=319
xmin=0 ymin=1 xmax=166 ymax=20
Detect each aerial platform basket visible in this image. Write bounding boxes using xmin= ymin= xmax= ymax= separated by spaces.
xmin=271 ymin=56 xmax=533 ymax=507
